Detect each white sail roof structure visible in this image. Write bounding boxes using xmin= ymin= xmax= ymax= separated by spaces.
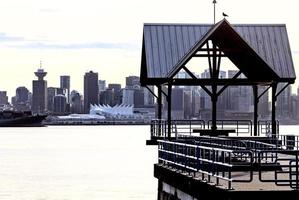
xmin=90 ymin=104 xmax=134 ymax=117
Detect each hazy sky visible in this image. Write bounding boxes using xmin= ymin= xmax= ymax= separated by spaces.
xmin=0 ymin=0 xmax=299 ymax=98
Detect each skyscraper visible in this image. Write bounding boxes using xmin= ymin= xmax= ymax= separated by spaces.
xmin=60 ymin=75 xmax=70 ymax=103
xmin=126 ymin=76 xmax=140 ymax=89
xmin=84 ymin=71 xmax=99 ymax=113
xmin=53 ymin=94 xmax=67 ymax=114
xmin=16 ymin=87 xmax=29 ymax=103
xmin=32 ymin=68 xmax=47 ymax=113
xmin=14 ymin=87 xmax=30 ymax=111
xmin=108 ymin=84 xmax=122 ymax=106
xmin=0 ymin=91 xmax=8 ymax=106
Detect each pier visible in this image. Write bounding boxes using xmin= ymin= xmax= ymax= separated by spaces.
xmin=140 ymin=19 xmax=299 ymax=199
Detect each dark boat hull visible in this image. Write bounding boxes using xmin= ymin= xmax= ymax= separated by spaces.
xmin=0 ymin=115 xmax=47 ymax=127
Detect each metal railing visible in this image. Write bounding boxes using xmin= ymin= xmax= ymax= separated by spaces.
xmin=158 ymin=140 xmax=253 ymax=190
xmin=258 ymin=150 xmax=299 ymax=189
xmin=150 ymin=119 xmax=205 ymax=138
xmin=258 ymin=120 xmax=280 ymax=136
xmin=158 ymin=138 xmax=299 ymax=190
xmin=207 ymin=120 xmax=252 ymax=136
xmin=150 ymin=119 xmax=280 ymax=139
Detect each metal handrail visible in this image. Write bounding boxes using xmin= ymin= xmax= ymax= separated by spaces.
xmin=158 ymin=138 xmax=299 ymax=190
xmin=158 ymin=140 xmax=253 ymax=190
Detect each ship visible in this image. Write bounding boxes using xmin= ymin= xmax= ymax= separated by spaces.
xmin=0 ymin=110 xmax=47 ymax=127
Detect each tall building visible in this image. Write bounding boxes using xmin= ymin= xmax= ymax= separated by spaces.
xmin=108 ymin=84 xmax=122 ymax=106
xmin=144 ymin=86 xmax=155 ymax=106
xmin=47 ymin=87 xmax=58 ymax=112
xmin=122 ymin=89 xmax=135 ymax=105
xmin=0 ymin=91 xmax=8 ymax=106
xmin=84 ymin=71 xmax=99 ymax=113
xmin=126 ymin=76 xmax=140 ymax=89
xmin=60 ymin=76 xmax=70 ymax=103
xmin=32 ymin=68 xmax=47 ymax=113
xmin=53 ymin=94 xmax=67 ymax=114
xmin=134 ymin=89 xmax=144 ymax=107
xmin=14 ymin=87 xmax=30 ymax=111
xmin=70 ymin=90 xmax=83 ymax=113
xmin=276 ymin=84 xmax=291 ymax=118
xmin=98 ymin=80 xmax=106 ymax=92
xmin=16 ymin=87 xmax=29 ymax=103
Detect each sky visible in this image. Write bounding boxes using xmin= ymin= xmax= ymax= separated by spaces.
xmin=0 ymin=0 xmax=299 ymax=99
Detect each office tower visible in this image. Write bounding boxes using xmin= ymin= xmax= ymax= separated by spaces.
xmin=60 ymin=75 xmax=70 ymax=103
xmin=171 ymin=88 xmax=184 ymax=119
xmin=144 ymin=86 xmax=155 ymax=105
xmin=108 ymin=84 xmax=122 ymax=106
xmin=53 ymin=94 xmax=67 ymax=114
xmin=70 ymin=90 xmax=83 ymax=113
xmin=276 ymin=84 xmax=291 ymax=118
xmin=0 ymin=91 xmax=8 ymax=106
xmin=47 ymin=87 xmax=58 ymax=112
xmin=98 ymin=80 xmax=106 ymax=92
xmin=14 ymin=87 xmax=30 ymax=111
xmin=16 ymin=87 xmax=29 ymax=103
xmin=122 ymin=89 xmax=135 ymax=105
xmin=134 ymin=89 xmax=144 ymax=107
xmin=99 ymin=89 xmax=114 ymax=105
xmin=84 ymin=71 xmax=99 ymax=113
xmin=32 ymin=68 xmax=47 ymax=113
xmin=258 ymin=86 xmax=269 ymax=118
xmin=126 ymin=76 xmax=140 ymax=89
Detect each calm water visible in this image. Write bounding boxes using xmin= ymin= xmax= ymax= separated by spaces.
xmin=0 ymin=125 xmax=157 ymax=200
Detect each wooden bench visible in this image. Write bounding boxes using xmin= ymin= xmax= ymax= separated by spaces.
xmin=192 ymin=129 xmax=236 ymax=136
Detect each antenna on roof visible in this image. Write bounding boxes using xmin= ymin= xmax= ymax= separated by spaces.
xmin=213 ymin=0 xmax=217 ymax=24
xmin=39 ymin=60 xmax=42 ymax=69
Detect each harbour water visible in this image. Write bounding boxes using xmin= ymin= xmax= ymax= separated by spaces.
xmin=0 ymin=125 xmax=157 ymax=200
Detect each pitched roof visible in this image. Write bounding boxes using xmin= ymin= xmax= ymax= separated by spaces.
xmin=141 ymin=20 xmax=296 ymax=84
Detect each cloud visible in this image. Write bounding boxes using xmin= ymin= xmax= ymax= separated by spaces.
xmin=0 ymin=32 xmax=139 ymax=50
xmin=6 ymin=41 xmax=139 ymax=50
xmin=0 ymin=32 xmax=24 ymax=42
xmin=39 ymin=8 xmax=60 ymax=13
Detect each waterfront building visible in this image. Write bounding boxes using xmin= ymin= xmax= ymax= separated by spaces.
xmin=32 ymin=68 xmax=47 ymax=113
xmin=126 ymin=76 xmax=140 ymax=89
xmin=14 ymin=87 xmax=30 ymax=111
xmin=122 ymin=88 xmax=134 ymax=105
xmin=47 ymin=87 xmax=58 ymax=112
xmin=108 ymin=83 xmax=122 ymax=106
xmin=276 ymin=84 xmax=292 ymax=119
xmin=53 ymin=94 xmax=67 ymax=114
xmin=133 ymin=89 xmax=144 ymax=107
xmin=0 ymin=91 xmax=8 ymax=106
xmin=144 ymin=86 xmax=155 ymax=106
xmin=70 ymin=90 xmax=83 ymax=114
xmin=84 ymin=71 xmax=99 ymax=113
xmin=16 ymin=87 xmax=29 ymax=103
xmin=60 ymin=75 xmax=70 ymax=103
xmin=98 ymin=80 xmax=106 ymax=92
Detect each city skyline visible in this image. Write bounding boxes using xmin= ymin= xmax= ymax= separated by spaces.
xmin=0 ymin=0 xmax=299 ymax=97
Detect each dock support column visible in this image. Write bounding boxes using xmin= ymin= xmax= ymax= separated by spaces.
xmin=271 ymin=83 xmax=277 ymax=137
xmin=253 ymin=85 xmax=258 ymax=136
xmin=167 ymin=83 xmax=172 ymax=139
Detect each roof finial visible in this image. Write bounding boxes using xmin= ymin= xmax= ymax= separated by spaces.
xmin=40 ymin=60 xmax=42 ymax=69
xmin=213 ymin=0 xmax=217 ymax=24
